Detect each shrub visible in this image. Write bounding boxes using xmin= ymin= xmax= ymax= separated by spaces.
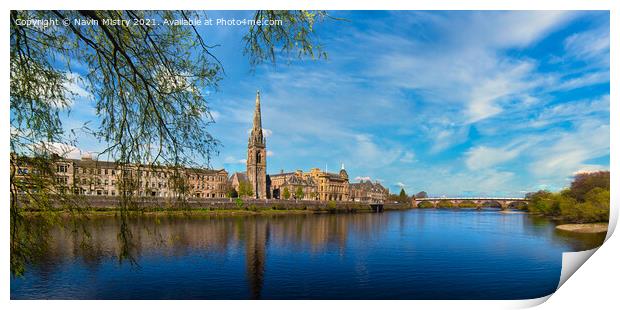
xmin=569 ymin=171 xmax=610 ymax=202
xmin=526 ymin=182 xmax=610 ymax=223
xmin=458 ymin=201 xmax=478 ymax=208
xmin=326 ymin=201 xmax=337 ymax=212
xmin=417 ymin=201 xmax=434 ymax=208
xmin=436 ymin=200 xmax=454 ymax=208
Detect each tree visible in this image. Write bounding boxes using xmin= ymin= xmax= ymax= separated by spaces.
xmin=437 ymin=200 xmax=454 ymax=208
xmin=415 ymin=191 xmax=428 ymax=199
xmin=309 ymin=192 xmax=318 ymax=200
xmin=526 ymin=190 xmax=560 ymax=216
xmin=569 ymin=171 xmax=610 ymax=202
xmin=458 ymin=201 xmax=478 ymax=208
xmin=418 ymin=201 xmax=435 ymax=208
xmin=238 ymin=181 xmax=254 ymax=198
xmin=282 ymin=187 xmax=291 ymax=200
xmin=295 ymin=187 xmax=304 ymax=200
xmin=398 ymin=188 xmax=408 ymax=203
xmin=10 ymin=10 xmax=329 ymax=276
xmin=226 ymin=186 xmax=238 ymax=198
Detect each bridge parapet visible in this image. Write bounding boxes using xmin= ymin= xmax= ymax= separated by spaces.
xmin=412 ymin=197 xmax=529 ymax=209
xmin=415 ymin=197 xmax=527 ymax=201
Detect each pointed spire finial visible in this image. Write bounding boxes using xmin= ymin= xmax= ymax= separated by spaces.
xmin=341 ymin=163 xmax=345 ymax=170
xmin=252 ymin=90 xmax=262 ymax=134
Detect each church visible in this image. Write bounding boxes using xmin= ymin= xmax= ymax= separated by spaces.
xmin=231 ymin=91 xmax=386 ymax=202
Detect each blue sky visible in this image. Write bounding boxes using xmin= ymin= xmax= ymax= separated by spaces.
xmin=61 ymin=11 xmax=610 ymax=197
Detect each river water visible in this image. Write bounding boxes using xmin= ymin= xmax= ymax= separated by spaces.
xmin=10 ymin=208 xmax=605 ymax=299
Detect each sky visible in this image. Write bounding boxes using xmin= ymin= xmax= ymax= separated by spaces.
xmin=58 ymin=11 xmax=610 ymax=197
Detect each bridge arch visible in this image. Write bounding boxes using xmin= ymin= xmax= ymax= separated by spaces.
xmin=507 ymin=200 xmax=528 ymax=210
xmin=413 ymin=197 xmax=528 ymax=209
xmin=479 ymin=200 xmax=504 ymax=209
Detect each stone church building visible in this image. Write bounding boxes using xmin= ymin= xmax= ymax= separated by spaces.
xmin=233 ymin=91 xmax=386 ymax=202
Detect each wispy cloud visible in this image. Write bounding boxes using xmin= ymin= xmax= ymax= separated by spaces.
xmin=53 ymin=11 xmax=609 ymax=197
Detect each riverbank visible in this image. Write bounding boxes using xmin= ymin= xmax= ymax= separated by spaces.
xmin=556 ymin=223 xmax=608 ymax=233
xmin=18 ymin=197 xmax=413 ymax=217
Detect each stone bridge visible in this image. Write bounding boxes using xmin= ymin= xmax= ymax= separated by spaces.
xmin=413 ymin=197 xmax=528 ymax=209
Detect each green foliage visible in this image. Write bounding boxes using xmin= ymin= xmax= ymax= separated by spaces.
xmin=326 ymin=200 xmax=337 ymax=212
xmin=569 ymin=171 xmax=610 ymax=202
xmin=226 ymin=186 xmax=238 ymax=198
xmin=243 ymin=10 xmax=329 ymax=67
xmin=526 ymin=190 xmax=560 ymax=215
xmin=436 ymin=200 xmax=454 ymax=208
xmin=526 ymin=172 xmax=610 ymax=223
xmin=235 ymin=197 xmax=244 ymax=209
xmin=282 ymin=187 xmax=291 ymax=199
xmin=309 ymin=192 xmax=318 ymax=200
xmin=10 ymin=9 xmax=328 ymax=277
xmin=399 ymin=188 xmax=407 ymax=200
xmin=295 ymin=187 xmax=304 ymax=200
xmin=417 ymin=201 xmax=435 ymax=208
xmin=457 ymin=201 xmax=478 ymax=208
xmin=237 ymin=180 xmax=254 ymax=198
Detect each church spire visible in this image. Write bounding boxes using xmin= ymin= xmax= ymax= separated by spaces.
xmin=247 ymin=90 xmax=267 ymax=199
xmin=249 ymin=90 xmax=264 ymax=146
xmin=253 ymin=90 xmax=262 ymax=132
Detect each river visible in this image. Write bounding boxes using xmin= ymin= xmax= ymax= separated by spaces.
xmin=10 ymin=208 xmax=605 ymax=299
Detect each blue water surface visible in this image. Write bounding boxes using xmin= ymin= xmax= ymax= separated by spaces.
xmin=10 ymin=209 xmax=604 ymax=299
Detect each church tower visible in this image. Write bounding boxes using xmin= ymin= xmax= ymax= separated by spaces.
xmin=247 ymin=90 xmax=267 ymax=199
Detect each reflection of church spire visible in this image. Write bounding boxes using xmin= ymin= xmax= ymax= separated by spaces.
xmin=245 ymin=220 xmax=268 ymax=299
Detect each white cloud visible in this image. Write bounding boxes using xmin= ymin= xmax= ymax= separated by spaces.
xmin=400 ymin=151 xmax=415 ymax=163
xmin=223 ymin=155 xmax=246 ymax=165
xmin=33 ymin=141 xmax=88 ymax=159
xmin=573 ymin=165 xmax=608 ymax=175
xmin=564 ymin=26 xmax=610 ymax=64
xmin=348 ymin=134 xmax=405 ymax=169
xmin=555 ymin=71 xmax=609 ymax=91
xmin=266 ymin=150 xmax=274 ymax=157
xmin=395 ymin=182 xmax=406 ymax=188
xmin=465 ymin=146 xmax=520 ymax=170
xmin=209 ymin=110 xmax=221 ymax=121
xmin=63 ymin=72 xmax=90 ymax=105
xmin=528 ymin=95 xmax=609 ymax=128
xmin=528 ymin=120 xmax=609 ymax=178
xmin=355 ymin=176 xmax=372 ymax=182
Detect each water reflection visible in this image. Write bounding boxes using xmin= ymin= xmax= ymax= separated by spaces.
xmin=12 ymin=210 xmax=605 ymax=299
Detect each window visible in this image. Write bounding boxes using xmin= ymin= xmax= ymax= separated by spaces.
xmin=256 ymin=151 xmax=262 ymax=163
xmin=57 ymin=165 xmax=68 ymax=173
